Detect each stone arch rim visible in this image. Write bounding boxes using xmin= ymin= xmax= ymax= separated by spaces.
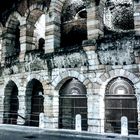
xmin=26 ymin=78 xmax=44 ymax=91
xmin=105 ymin=77 xmax=135 ymax=95
xmin=98 ymin=69 xmax=140 ymax=97
xmin=4 ymin=79 xmax=19 ymax=91
xmin=24 ymin=3 xmax=48 ymax=18
xmin=52 ymin=71 xmax=92 ymax=91
xmin=5 ymin=11 xmax=22 ymax=28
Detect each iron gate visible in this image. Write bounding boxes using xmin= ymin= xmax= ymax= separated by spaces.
xmin=59 ymin=96 xmax=87 ymax=130
xmin=59 ymin=78 xmax=87 ymax=130
xmin=105 ymin=95 xmax=138 ymax=134
xmin=105 ymin=77 xmax=138 ymax=135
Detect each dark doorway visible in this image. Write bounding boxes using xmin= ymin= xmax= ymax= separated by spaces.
xmin=4 ymin=81 xmax=19 ymax=124
xmin=26 ymin=79 xmax=44 ymax=127
xmin=105 ymin=77 xmax=138 ymax=134
xmin=59 ymin=78 xmax=87 ymax=130
xmin=38 ymin=38 xmax=45 ymax=52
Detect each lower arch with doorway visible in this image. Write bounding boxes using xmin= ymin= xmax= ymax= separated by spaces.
xmin=105 ymin=77 xmax=138 ymax=135
xmin=59 ymin=78 xmax=88 ymax=130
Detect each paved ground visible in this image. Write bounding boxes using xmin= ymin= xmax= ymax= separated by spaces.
xmin=0 ymin=124 xmax=139 ymax=140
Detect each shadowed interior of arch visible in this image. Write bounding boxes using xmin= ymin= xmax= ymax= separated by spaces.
xmin=25 ymin=79 xmax=44 ymax=127
xmin=3 ymin=81 xmax=19 ymax=124
xmin=59 ymin=78 xmax=88 ymax=130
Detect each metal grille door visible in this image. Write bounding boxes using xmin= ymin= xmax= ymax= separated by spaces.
xmin=105 ymin=77 xmax=138 ymax=134
xmin=105 ymin=95 xmax=138 ymax=134
xmin=59 ymin=78 xmax=87 ymax=130
xmin=59 ymin=96 xmax=87 ymax=130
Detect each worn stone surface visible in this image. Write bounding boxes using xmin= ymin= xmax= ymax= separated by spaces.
xmin=0 ymin=0 xmax=140 ymax=135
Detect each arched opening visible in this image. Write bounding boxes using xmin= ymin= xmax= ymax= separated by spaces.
xmin=59 ymin=78 xmax=87 ymax=130
xmin=25 ymin=79 xmax=44 ymax=127
xmin=26 ymin=10 xmax=45 ymax=52
xmin=3 ymin=81 xmax=19 ymax=124
xmin=61 ymin=0 xmax=87 ymax=48
xmin=105 ymin=77 xmax=138 ymax=134
xmin=103 ymin=0 xmax=134 ymax=32
xmin=5 ymin=16 xmax=20 ymax=66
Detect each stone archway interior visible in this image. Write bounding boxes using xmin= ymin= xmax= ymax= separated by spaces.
xmin=4 ymin=81 xmax=19 ymax=124
xmin=61 ymin=0 xmax=87 ymax=47
xmin=105 ymin=77 xmax=138 ymax=134
xmin=25 ymin=79 xmax=44 ymax=127
xmin=59 ymin=78 xmax=87 ymax=130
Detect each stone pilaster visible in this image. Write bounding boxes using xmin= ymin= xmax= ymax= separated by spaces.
xmin=87 ymin=3 xmax=103 ymax=40
xmin=43 ymin=94 xmax=53 ymax=128
xmin=45 ymin=1 xmax=62 ymax=53
xmin=87 ymin=89 xmax=101 ymax=133
xmin=134 ymin=1 xmax=140 ymax=35
xmin=0 ymin=96 xmax=4 ymax=124
xmin=43 ymin=88 xmax=59 ymax=129
xmin=136 ymin=94 xmax=140 ymax=135
xmin=17 ymin=87 xmax=26 ymax=125
xmin=52 ymin=91 xmax=59 ymax=129
xmin=19 ymin=24 xmax=35 ymax=62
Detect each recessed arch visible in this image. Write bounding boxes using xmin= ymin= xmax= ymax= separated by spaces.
xmin=6 ymin=11 xmax=22 ymax=28
xmin=24 ymin=3 xmax=48 ymax=18
xmin=98 ymin=69 xmax=140 ymax=134
xmin=25 ymin=79 xmax=44 ymax=127
xmin=61 ymin=0 xmax=87 ymax=47
xmin=25 ymin=4 xmax=46 ymax=51
xmin=105 ymin=77 xmax=138 ymax=134
xmin=4 ymin=11 xmax=21 ymax=63
xmin=3 ymin=80 xmax=19 ymax=124
xmin=59 ymin=78 xmax=88 ymax=130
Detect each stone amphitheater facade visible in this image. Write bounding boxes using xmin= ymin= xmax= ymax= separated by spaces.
xmin=0 ymin=0 xmax=140 ymax=135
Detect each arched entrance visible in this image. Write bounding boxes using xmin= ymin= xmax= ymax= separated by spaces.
xmin=3 ymin=81 xmax=19 ymax=124
xmin=26 ymin=79 xmax=44 ymax=126
xmin=59 ymin=78 xmax=87 ymax=130
xmin=105 ymin=77 xmax=138 ymax=134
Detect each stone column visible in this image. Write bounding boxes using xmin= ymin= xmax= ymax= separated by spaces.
xmin=134 ymin=1 xmax=140 ymax=35
xmin=17 ymin=87 xmax=26 ymax=125
xmin=87 ymin=3 xmax=103 ymax=40
xmin=45 ymin=2 xmax=61 ymax=53
xmin=19 ymin=24 xmax=35 ymax=62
